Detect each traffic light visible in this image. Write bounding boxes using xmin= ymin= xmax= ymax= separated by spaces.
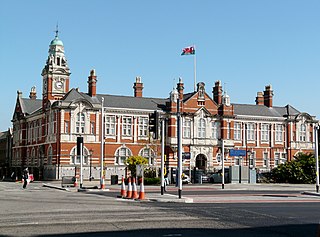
xmin=149 ymin=111 xmax=159 ymax=139
xmin=77 ymin=136 xmax=83 ymax=156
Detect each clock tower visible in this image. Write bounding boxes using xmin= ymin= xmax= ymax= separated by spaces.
xmin=42 ymin=29 xmax=70 ymax=109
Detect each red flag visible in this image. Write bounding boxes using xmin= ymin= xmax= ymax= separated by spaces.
xmin=181 ymin=46 xmax=195 ymax=55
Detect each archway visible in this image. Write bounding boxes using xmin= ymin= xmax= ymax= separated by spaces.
xmin=195 ymin=154 xmax=207 ymax=171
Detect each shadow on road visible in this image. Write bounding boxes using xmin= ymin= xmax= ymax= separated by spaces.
xmin=1 ymin=224 xmax=318 ymax=237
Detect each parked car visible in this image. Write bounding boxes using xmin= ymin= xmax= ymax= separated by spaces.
xmin=210 ymin=173 xmax=222 ymax=183
xmin=201 ymin=173 xmax=211 ymax=183
xmin=210 ymin=169 xmax=229 ymax=183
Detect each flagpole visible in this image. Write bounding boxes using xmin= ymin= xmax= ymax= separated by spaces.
xmin=193 ymin=45 xmax=197 ymax=92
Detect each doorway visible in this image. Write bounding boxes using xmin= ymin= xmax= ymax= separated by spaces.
xmin=195 ymin=154 xmax=207 ymax=171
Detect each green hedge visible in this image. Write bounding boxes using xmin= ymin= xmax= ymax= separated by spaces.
xmin=144 ymin=177 xmax=160 ymax=185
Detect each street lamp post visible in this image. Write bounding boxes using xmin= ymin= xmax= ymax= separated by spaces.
xmin=221 ymin=139 xmax=225 ymax=189
xmin=314 ymin=125 xmax=319 ymax=193
xmin=89 ymin=149 xmax=93 ymax=181
xmin=100 ymin=97 xmax=104 ymax=189
xmin=177 ymin=97 xmax=182 ymax=199
xmin=161 ymin=119 xmax=165 ymax=195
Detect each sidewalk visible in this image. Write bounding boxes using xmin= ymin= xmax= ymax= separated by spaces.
xmin=42 ymin=180 xmax=193 ymax=203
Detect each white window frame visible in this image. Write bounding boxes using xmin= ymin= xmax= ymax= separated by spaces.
xmin=139 ymin=147 xmax=155 ymax=165
xmin=299 ymin=124 xmax=306 ymax=142
xmin=274 ymin=152 xmax=280 ymax=167
xmin=65 ymin=121 xmax=69 ymax=134
xmin=106 ymin=115 xmax=116 ymax=136
xmin=234 ymin=122 xmax=241 ymax=140
xmin=261 ymin=124 xmax=269 ymax=142
xmin=76 ymin=112 xmax=85 ymax=134
xmin=275 ymin=124 xmax=283 ymax=142
xmin=183 ymin=119 xmax=191 ymax=138
xmin=247 ymin=123 xmax=255 ymax=141
xmin=122 ymin=116 xmax=132 ymax=136
xmin=115 ymin=147 xmax=132 ymax=165
xmin=263 ymin=152 xmax=269 ymax=168
xmin=198 ymin=118 xmax=206 ymax=138
xmin=211 ymin=121 xmax=220 ymax=139
xmin=70 ymin=146 xmax=89 ymax=165
xmin=138 ymin=117 xmax=148 ymax=137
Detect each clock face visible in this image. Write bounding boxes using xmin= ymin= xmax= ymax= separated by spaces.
xmin=55 ymin=81 xmax=63 ymax=90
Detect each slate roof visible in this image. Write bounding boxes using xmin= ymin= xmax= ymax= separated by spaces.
xmin=233 ymin=103 xmax=300 ymax=118
xmin=20 ymin=98 xmax=42 ymax=115
xmin=16 ymin=89 xmax=304 ymax=119
xmin=96 ymin=94 xmax=168 ymax=111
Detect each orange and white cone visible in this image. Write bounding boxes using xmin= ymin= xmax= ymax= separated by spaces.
xmin=74 ymin=178 xmax=78 ymax=187
xmin=101 ymin=176 xmax=105 ymax=189
xmin=126 ymin=177 xmax=132 ymax=198
xmin=15 ymin=176 xmax=19 ymax=183
xmin=131 ymin=177 xmax=139 ymax=199
xmin=120 ymin=176 xmax=126 ymax=197
xmin=138 ymin=178 xmax=145 ymax=200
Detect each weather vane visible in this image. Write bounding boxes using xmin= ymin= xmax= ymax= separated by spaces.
xmin=55 ymin=23 xmax=59 ymax=37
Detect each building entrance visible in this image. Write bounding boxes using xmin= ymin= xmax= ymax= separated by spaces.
xmin=195 ymin=154 xmax=207 ymax=171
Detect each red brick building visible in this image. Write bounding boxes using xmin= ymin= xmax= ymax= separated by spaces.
xmin=11 ymin=33 xmax=318 ymax=181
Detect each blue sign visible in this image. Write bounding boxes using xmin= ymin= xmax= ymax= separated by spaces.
xmin=229 ymin=149 xmax=246 ymax=157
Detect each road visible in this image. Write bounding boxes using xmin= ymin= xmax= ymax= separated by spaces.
xmin=0 ymin=181 xmax=319 ymax=237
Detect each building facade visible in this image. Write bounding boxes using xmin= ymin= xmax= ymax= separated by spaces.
xmin=11 ymin=33 xmax=318 ymax=181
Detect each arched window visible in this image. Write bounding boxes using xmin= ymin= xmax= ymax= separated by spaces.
xmin=115 ymin=147 xmax=132 ymax=165
xmin=198 ymin=118 xmax=206 ymax=138
xmin=139 ymin=148 xmax=155 ymax=165
xmin=70 ymin=146 xmax=89 ymax=165
xmin=47 ymin=146 xmax=53 ymax=164
xmin=76 ymin=112 xmax=85 ymax=134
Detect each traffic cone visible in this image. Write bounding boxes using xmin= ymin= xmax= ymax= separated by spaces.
xmin=126 ymin=177 xmax=132 ymax=198
xmin=120 ymin=176 xmax=126 ymax=197
xmin=101 ymin=176 xmax=105 ymax=189
xmin=138 ymin=178 xmax=145 ymax=200
xmin=74 ymin=177 xmax=78 ymax=187
xmin=131 ymin=177 xmax=138 ymax=199
xmin=15 ymin=176 xmax=19 ymax=183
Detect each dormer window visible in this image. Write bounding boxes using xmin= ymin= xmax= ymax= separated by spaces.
xmin=57 ymin=57 xmax=60 ymax=66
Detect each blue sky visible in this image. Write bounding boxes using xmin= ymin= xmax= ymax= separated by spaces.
xmin=0 ymin=0 xmax=319 ymax=131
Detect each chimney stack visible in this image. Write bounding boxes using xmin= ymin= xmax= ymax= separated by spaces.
xmin=177 ymin=77 xmax=184 ymax=101
xmin=263 ymin=85 xmax=273 ymax=107
xmin=212 ymin=80 xmax=222 ymax=105
xmin=29 ymin=86 xmax=37 ymax=100
xmin=255 ymin=92 xmax=264 ymax=105
xmin=88 ymin=69 xmax=97 ymax=97
xmin=133 ymin=76 xmax=143 ymax=97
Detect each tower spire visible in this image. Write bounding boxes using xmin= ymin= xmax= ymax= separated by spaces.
xmin=55 ymin=23 xmax=59 ymax=38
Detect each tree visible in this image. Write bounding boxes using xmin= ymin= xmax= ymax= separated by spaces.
xmin=125 ymin=156 xmax=148 ymax=177
xmin=271 ymin=153 xmax=316 ymax=183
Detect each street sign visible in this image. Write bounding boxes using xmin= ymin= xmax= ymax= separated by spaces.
xmin=229 ymin=149 xmax=246 ymax=157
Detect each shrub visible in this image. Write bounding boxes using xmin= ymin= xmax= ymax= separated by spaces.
xmin=144 ymin=177 xmax=160 ymax=185
xmin=270 ymin=153 xmax=316 ymax=184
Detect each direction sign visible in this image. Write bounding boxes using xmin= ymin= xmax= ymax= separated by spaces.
xmin=229 ymin=149 xmax=246 ymax=157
